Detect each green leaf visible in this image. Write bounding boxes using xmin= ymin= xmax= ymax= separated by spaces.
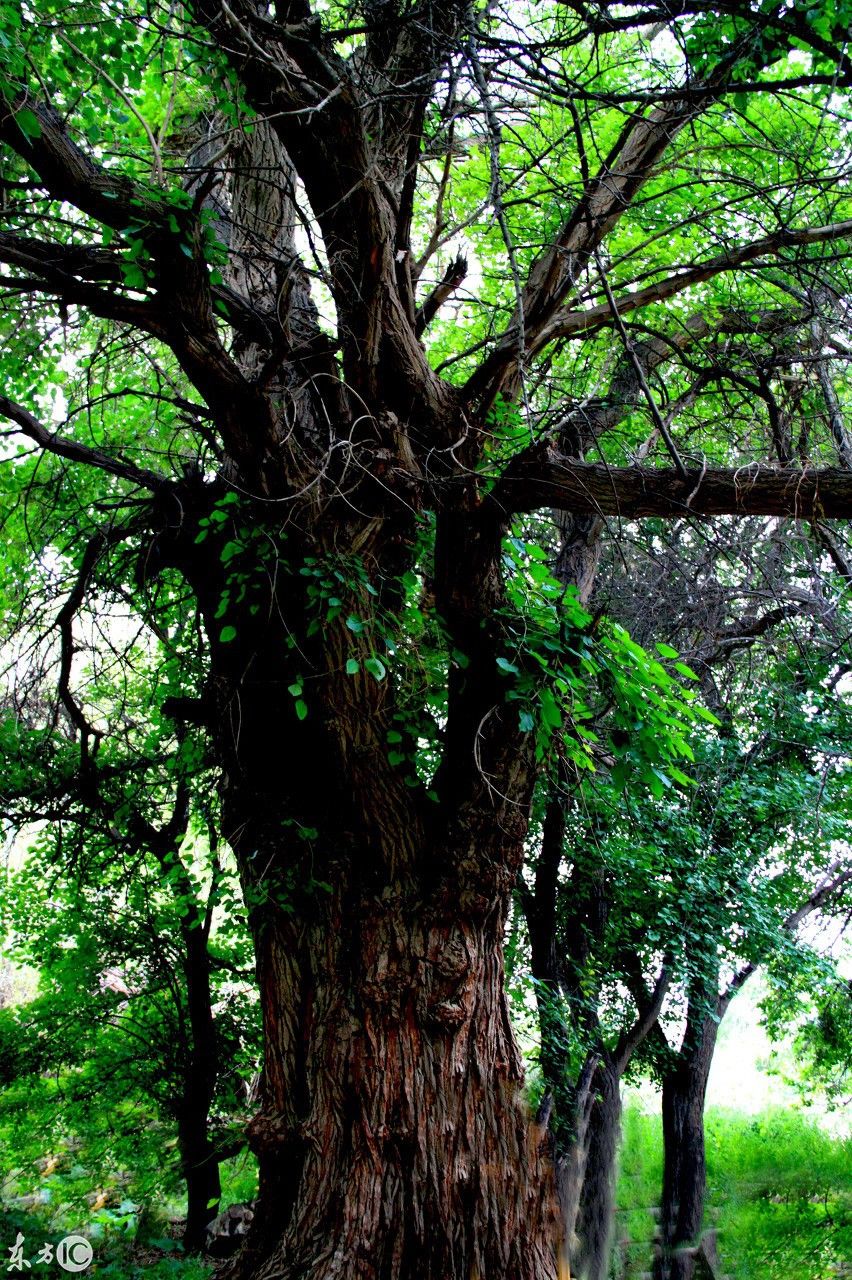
xmin=345 ymin=658 xmax=359 ymax=675
xmin=364 ymin=656 xmax=386 ymax=681
xmin=220 ymin=541 xmax=243 ymax=563
xmin=295 ymin=699 xmax=308 ymax=720
xmin=219 ymin=625 xmax=237 ymax=644
xmin=13 ymin=106 xmax=41 ymax=138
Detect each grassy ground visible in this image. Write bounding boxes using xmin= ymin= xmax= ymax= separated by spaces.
xmin=3 ymin=1077 xmax=850 ymax=1276
xmin=0 ymin=1073 xmax=256 ymax=1277
xmin=616 ymin=1104 xmax=852 ymax=1279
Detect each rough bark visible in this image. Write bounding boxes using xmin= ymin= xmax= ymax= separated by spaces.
xmin=235 ymin=882 xmax=556 ymax=1280
xmin=156 ymin=507 xmax=561 ymax=1280
xmin=495 ymin=457 xmax=852 ymax=520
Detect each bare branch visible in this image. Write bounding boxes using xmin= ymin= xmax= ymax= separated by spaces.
xmin=535 ymin=220 xmax=852 ymax=352
xmin=720 ymin=859 xmax=852 ymax=1013
xmin=415 ymin=252 xmax=467 ymax=336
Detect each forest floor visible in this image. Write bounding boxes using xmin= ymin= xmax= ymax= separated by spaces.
xmin=1 ymin=1105 xmax=849 ymax=1277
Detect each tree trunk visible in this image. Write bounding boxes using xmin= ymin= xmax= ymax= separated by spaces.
xmin=654 ymin=1021 xmax=718 ymax=1280
xmin=173 ymin=524 xmax=563 ymax=1279
xmin=226 ymin=880 xmax=557 ymax=1280
xmin=574 ymin=1059 xmax=622 ymax=1280
xmin=178 ymin=922 xmax=222 ymax=1251
xmin=179 ymin=1115 xmax=222 ymax=1253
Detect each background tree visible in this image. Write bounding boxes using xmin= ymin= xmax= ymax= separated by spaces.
xmin=0 ymin=768 xmax=259 ymax=1250
xmin=519 ymin=605 xmax=852 ymax=1280
xmin=1 ymin=3 xmax=851 ymax=1277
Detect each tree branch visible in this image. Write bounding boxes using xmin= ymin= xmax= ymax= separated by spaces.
xmin=0 ymin=396 xmax=170 ymax=492
xmin=615 ymin=958 xmax=672 ymax=1076
xmin=534 ymin=220 xmax=852 ymax=352
xmin=464 ymin=89 xmax=716 ymax=407
xmin=0 ymin=96 xmax=283 ymax=479
xmin=415 ymin=252 xmax=467 ymax=336
xmin=491 ymin=458 xmax=852 ymax=521
xmin=187 ymin=1 xmax=455 ymax=420
xmin=719 ymin=859 xmax=852 ymax=1014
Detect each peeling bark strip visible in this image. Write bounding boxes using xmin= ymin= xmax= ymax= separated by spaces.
xmin=494 ymin=460 xmax=852 ymax=520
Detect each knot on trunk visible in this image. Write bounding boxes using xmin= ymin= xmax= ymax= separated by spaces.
xmin=422 ymin=925 xmax=477 ymax=1029
xmin=246 ymin=1109 xmax=299 ymax=1154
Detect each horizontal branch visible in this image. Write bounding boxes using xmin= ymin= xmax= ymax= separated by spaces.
xmin=0 ymin=395 xmax=170 ymax=492
xmin=491 ymin=457 xmax=852 ymax=520
xmin=0 ymin=229 xmax=274 ymax=346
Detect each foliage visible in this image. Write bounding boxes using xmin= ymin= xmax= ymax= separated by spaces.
xmin=617 ymin=1104 xmax=852 ymax=1280
xmin=0 ymin=0 xmax=851 ymax=1272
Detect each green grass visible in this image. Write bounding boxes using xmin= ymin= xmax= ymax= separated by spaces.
xmin=4 ymin=1077 xmax=850 ymax=1277
xmin=616 ymin=1104 xmax=852 ymax=1279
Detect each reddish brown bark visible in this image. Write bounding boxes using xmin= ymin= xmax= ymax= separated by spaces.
xmin=232 ymin=893 xmax=558 ymax=1280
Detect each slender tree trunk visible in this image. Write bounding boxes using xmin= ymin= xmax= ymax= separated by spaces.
xmin=574 ymin=1058 xmax=622 ymax=1280
xmin=178 ymin=924 xmax=222 ymax=1251
xmin=654 ymin=1021 xmax=718 ymax=1280
xmin=179 ymin=1114 xmax=222 ymax=1253
xmin=546 ymin=1054 xmax=596 ymax=1271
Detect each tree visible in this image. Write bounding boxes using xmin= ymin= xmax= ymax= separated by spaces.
xmin=520 ymin=576 xmax=852 ymax=1280
xmin=1 ymin=3 xmax=851 ymax=1276
xmin=0 ymin=761 xmax=259 ymax=1250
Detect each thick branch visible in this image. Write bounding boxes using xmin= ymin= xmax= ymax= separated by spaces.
xmin=491 ymin=458 xmax=852 ymax=520
xmin=464 ymin=91 xmax=714 ymax=407
xmin=0 ymin=97 xmax=281 ymax=478
xmin=0 ymin=229 xmax=274 ymax=347
xmin=188 ymin=1 xmax=451 ymax=420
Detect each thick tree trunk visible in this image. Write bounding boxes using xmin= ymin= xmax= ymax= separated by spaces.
xmin=226 ymin=880 xmax=557 ymax=1280
xmin=180 ymin=531 xmax=562 ymax=1279
xmin=653 ymin=1021 xmax=718 ymax=1280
